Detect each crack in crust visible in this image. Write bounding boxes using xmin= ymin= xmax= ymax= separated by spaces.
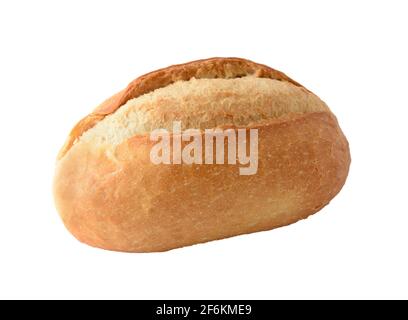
xmin=58 ymin=57 xmax=303 ymax=159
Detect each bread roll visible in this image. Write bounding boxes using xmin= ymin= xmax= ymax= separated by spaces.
xmin=53 ymin=57 xmax=350 ymax=252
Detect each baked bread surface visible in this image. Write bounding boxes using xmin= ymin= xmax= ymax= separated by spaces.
xmin=54 ymin=57 xmax=350 ymax=252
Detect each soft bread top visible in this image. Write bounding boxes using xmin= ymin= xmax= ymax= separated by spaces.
xmin=58 ymin=58 xmax=327 ymax=158
xmin=80 ymin=77 xmax=329 ymax=146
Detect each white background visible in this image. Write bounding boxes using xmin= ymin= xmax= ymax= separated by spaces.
xmin=0 ymin=0 xmax=407 ymax=299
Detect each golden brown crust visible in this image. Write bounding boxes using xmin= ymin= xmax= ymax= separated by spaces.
xmin=54 ymin=57 xmax=350 ymax=252
xmin=58 ymin=57 xmax=303 ymax=159
xmin=54 ymin=111 xmax=350 ymax=252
